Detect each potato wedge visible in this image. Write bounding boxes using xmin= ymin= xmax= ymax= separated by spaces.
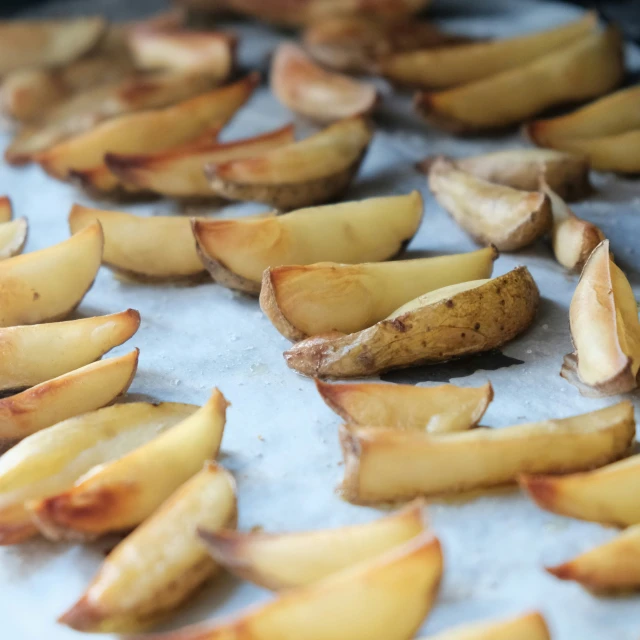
xmin=520 ymin=454 xmax=640 ymax=527
xmin=428 ymin=158 xmax=552 ymax=251
xmin=0 ymin=309 xmax=140 ymax=392
xmin=68 ymin=205 xmax=204 ymax=281
xmin=271 ymin=43 xmax=377 ymax=123
xmin=561 ymin=240 xmax=640 ymax=396
xmin=260 ymin=247 xmax=497 ymax=340
xmin=0 ymin=219 xmax=28 ymax=261
xmin=29 ymin=389 xmax=228 ymax=541
xmin=0 ymin=222 xmax=102 ymax=327
xmin=194 ymin=192 xmax=423 ymax=294
xmin=0 ymin=401 xmax=196 ymax=545
xmin=205 ymin=116 xmax=374 ymax=210
xmin=0 ymin=349 xmax=138 ymax=453
xmin=199 ymin=500 xmax=426 ymax=590
xmin=316 ymin=380 xmax=493 ymax=434
xmin=60 ymin=462 xmax=237 ymax=633
xmin=423 ymin=611 xmax=550 ymax=640
xmin=0 ymin=196 xmax=11 ymax=223
xmin=0 ymin=17 xmax=106 ymax=75
xmin=415 ymin=27 xmax=624 ymax=133
xmin=105 ymin=124 xmax=295 ymax=197
xmin=340 ymin=401 xmax=635 ymax=504
xmin=285 ymin=267 xmax=538 ymax=378
xmin=134 ymin=531 xmax=442 ymax=640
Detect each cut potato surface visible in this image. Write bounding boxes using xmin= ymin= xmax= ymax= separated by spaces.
xmin=0 ymin=219 xmax=28 ymax=260
xmin=423 ymin=611 xmax=550 ymax=640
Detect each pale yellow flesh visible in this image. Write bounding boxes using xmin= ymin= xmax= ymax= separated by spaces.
xmin=0 ymin=219 xmax=28 ymax=260
xmin=423 ymin=612 xmax=550 ymax=640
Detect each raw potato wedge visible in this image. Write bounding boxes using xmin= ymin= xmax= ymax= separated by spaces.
xmin=316 ymin=380 xmax=493 ymax=434
xmin=260 ymin=247 xmax=497 ymax=340
xmin=205 ymin=116 xmax=374 ymax=211
xmin=285 ymin=267 xmax=538 ymax=378
xmin=271 ymin=43 xmax=377 ymax=123
xmin=340 ymin=401 xmax=635 ymax=504
xmin=0 ymin=401 xmax=196 ymax=545
xmin=199 ymin=500 xmax=427 ymax=590
xmin=0 ymin=222 xmax=103 ymax=328
xmin=0 ymin=309 xmax=140 ymax=392
xmin=428 ymin=158 xmax=551 ymax=251
xmin=0 ymin=196 xmax=12 ymax=222
xmin=69 ymin=205 xmax=205 ymax=281
xmin=546 ymin=524 xmax=640 ymax=593
xmin=60 ymin=462 xmax=238 ymax=633
xmin=0 ymin=350 xmax=138 ymax=453
xmin=561 ymin=240 xmax=640 ymax=396
xmin=0 ymin=219 xmax=28 ymax=260
xmin=105 ymin=124 xmax=295 ymax=197
xmin=520 ymin=453 xmax=640 ymax=527
xmin=415 ymin=27 xmax=624 ymax=133
xmin=194 ymin=192 xmax=423 ymax=294
xmin=423 ymin=611 xmax=550 ymax=640
xmin=29 ymin=389 xmax=228 ymax=541
xmin=135 ymin=531 xmax=442 ymax=640
xmin=380 ymin=12 xmax=595 ymax=89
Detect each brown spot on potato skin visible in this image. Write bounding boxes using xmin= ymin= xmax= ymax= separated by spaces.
xmin=445 ymin=299 xmax=454 ymax=308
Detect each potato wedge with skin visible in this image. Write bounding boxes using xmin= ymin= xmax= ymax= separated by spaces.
xmin=260 ymin=247 xmax=497 ymax=340
xmin=423 ymin=611 xmax=550 ymax=640
xmin=199 ymin=500 xmax=426 ymax=590
xmin=105 ymin=124 xmax=295 ymax=197
xmin=286 ymin=267 xmax=538 ymax=378
xmin=415 ymin=27 xmax=624 ymax=134
xmin=132 ymin=531 xmax=442 ymax=640
xmin=194 ymin=192 xmax=423 ymax=294
xmin=205 ymin=116 xmax=373 ymax=211
xmin=0 ymin=350 xmax=138 ymax=453
xmin=0 ymin=219 xmax=28 ymax=261
xmin=340 ymin=401 xmax=635 ymax=504
xmin=60 ymin=462 xmax=237 ymax=633
xmin=29 ymin=389 xmax=228 ymax=541
xmin=316 ymin=380 xmax=493 ymax=434
xmin=0 ymin=197 xmax=11 ymax=223
xmin=0 ymin=401 xmax=196 ymax=545
xmin=69 ymin=205 xmax=205 ymax=281
xmin=0 ymin=222 xmax=102 ymax=328
xmin=271 ymin=43 xmax=377 ymax=123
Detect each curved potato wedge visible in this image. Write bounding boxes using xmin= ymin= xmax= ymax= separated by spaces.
xmin=340 ymin=401 xmax=635 ymax=504
xmin=561 ymin=240 xmax=640 ymax=396
xmin=69 ymin=205 xmax=204 ymax=281
xmin=520 ymin=454 xmax=640 ymax=527
xmin=0 ymin=349 xmax=138 ymax=453
xmin=415 ymin=27 xmax=624 ymax=134
xmin=285 ymin=267 xmax=538 ymax=378
xmin=428 ymin=158 xmax=552 ymax=251
xmin=106 ymin=124 xmax=295 ymax=197
xmin=205 ymin=116 xmax=374 ymax=210
xmin=0 ymin=222 xmax=103 ymax=328
xmin=134 ymin=531 xmax=442 ymax=640
xmin=316 ymin=380 xmax=493 ymax=433
xmin=199 ymin=500 xmax=426 ymax=590
xmin=260 ymin=247 xmax=496 ymax=340
xmin=271 ymin=43 xmax=377 ymax=123
xmin=195 ymin=192 xmax=423 ymax=294
xmin=0 ymin=219 xmax=28 ymax=260
xmin=0 ymin=196 xmax=12 ymax=222
xmin=29 ymin=389 xmax=228 ymax=541
xmin=0 ymin=401 xmax=196 ymax=545
xmin=60 ymin=462 xmax=237 ymax=633
xmin=423 ymin=611 xmax=550 ymax=640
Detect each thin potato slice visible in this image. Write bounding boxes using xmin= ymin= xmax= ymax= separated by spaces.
xmin=271 ymin=43 xmax=377 ymax=123
xmin=29 ymin=389 xmax=228 ymax=541
xmin=415 ymin=27 xmax=624 ymax=133
xmin=520 ymin=454 xmax=640 ymax=527
xmin=0 ymin=350 xmax=138 ymax=453
xmin=69 ymin=205 xmax=204 ymax=281
xmin=60 ymin=462 xmax=237 ymax=633
xmin=428 ymin=158 xmax=552 ymax=251
xmin=199 ymin=500 xmax=426 ymax=590
xmin=340 ymin=401 xmax=635 ymax=504
xmin=205 ymin=116 xmax=374 ymax=210
xmin=0 ymin=401 xmax=196 ymax=545
xmin=194 ymin=192 xmax=423 ymax=294
xmin=133 ymin=531 xmax=442 ymax=640
xmin=423 ymin=611 xmax=550 ymax=640
xmin=316 ymin=380 xmax=493 ymax=434
xmin=0 ymin=219 xmax=28 ymax=260
xmin=0 ymin=222 xmax=103 ymax=328
xmin=0 ymin=196 xmax=12 ymax=222
xmin=285 ymin=267 xmax=538 ymax=378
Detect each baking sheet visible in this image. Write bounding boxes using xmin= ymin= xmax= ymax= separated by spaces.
xmin=1 ymin=1 xmax=640 ymax=638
